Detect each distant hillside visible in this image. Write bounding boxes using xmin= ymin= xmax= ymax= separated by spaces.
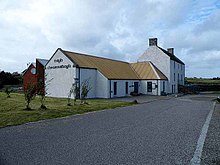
xmin=186 ymin=78 xmax=220 ymax=85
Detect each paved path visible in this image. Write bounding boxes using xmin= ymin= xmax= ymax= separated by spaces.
xmin=0 ymin=97 xmax=214 ymax=164
xmin=110 ymin=94 xmax=171 ymax=103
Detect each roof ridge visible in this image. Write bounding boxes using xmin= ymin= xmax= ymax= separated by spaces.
xmin=157 ymin=46 xmax=184 ymax=65
xmin=129 ymin=63 xmax=141 ymax=79
xmin=36 ymin=58 xmax=48 ymax=60
xmin=62 ymin=49 xmax=129 ymax=64
xmin=149 ymin=62 xmax=160 ymax=79
xmin=150 ymin=62 xmax=168 ymax=80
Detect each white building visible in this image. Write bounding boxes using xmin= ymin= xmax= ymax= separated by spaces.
xmin=45 ymin=47 xmax=168 ymax=99
xmin=138 ymin=38 xmax=185 ymax=94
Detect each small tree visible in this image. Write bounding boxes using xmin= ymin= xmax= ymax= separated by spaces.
xmin=67 ymin=81 xmax=79 ymax=106
xmin=24 ymin=83 xmax=36 ymax=110
xmin=37 ymin=74 xmax=53 ymax=109
xmin=5 ymin=88 xmax=12 ymax=98
xmin=37 ymin=79 xmax=47 ymax=109
xmin=80 ymin=79 xmax=92 ymax=104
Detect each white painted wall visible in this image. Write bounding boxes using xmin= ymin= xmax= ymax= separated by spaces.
xmin=45 ymin=46 xmax=181 ymax=98
xmin=110 ymin=80 xmax=140 ymax=98
xmin=138 ymin=46 xmax=185 ymax=94
xmin=96 ymin=71 xmax=109 ymax=98
xmin=159 ymin=80 xmax=169 ymax=94
xmin=170 ymin=60 xmax=185 ymax=93
xmin=45 ymin=49 xmax=76 ymax=98
xmin=79 ymin=68 xmax=97 ymax=98
xmin=138 ymin=46 xmax=171 ymax=82
xmin=140 ymin=80 xmax=160 ymax=95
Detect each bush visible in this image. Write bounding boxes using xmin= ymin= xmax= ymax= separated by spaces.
xmin=5 ymin=88 xmax=12 ymax=98
xmin=80 ymin=79 xmax=92 ymax=104
xmin=24 ymin=83 xmax=36 ymax=110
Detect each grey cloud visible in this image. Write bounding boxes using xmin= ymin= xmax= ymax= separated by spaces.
xmin=0 ymin=0 xmax=220 ymax=78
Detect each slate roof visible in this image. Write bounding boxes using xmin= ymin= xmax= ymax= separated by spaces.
xmin=36 ymin=58 xmax=49 ymax=66
xmin=157 ymin=46 xmax=185 ymax=65
xmin=60 ymin=49 xmax=167 ymax=80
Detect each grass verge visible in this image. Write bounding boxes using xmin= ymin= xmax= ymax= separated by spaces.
xmin=186 ymin=78 xmax=220 ymax=84
xmin=0 ymin=92 xmax=134 ymax=128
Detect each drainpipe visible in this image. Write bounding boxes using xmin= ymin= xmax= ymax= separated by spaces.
xmin=109 ymin=80 xmax=111 ymax=98
xmin=78 ymin=68 xmax=80 ymax=99
xmin=157 ymin=80 xmax=159 ymax=95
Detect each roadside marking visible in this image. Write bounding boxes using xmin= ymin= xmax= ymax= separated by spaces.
xmin=190 ymin=102 xmax=216 ymax=165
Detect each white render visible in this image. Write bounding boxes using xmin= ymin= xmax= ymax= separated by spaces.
xmin=45 ymin=49 xmax=76 ymax=98
xmin=79 ymin=68 xmax=97 ymax=98
xmin=45 ymin=40 xmax=184 ymax=99
xmin=138 ymin=45 xmax=185 ymax=94
xmin=45 ymin=50 xmax=110 ymax=99
xmin=110 ymin=80 xmax=140 ymax=98
xmin=96 ymin=71 xmax=109 ymax=98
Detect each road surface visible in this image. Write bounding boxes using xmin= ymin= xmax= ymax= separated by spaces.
xmin=0 ymin=96 xmax=215 ymax=164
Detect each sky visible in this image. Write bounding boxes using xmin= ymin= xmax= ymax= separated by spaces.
xmin=0 ymin=0 xmax=220 ymax=78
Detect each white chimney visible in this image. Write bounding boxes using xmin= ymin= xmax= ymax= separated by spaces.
xmin=167 ymin=48 xmax=174 ymax=55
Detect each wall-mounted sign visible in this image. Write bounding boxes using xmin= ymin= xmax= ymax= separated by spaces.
xmin=47 ymin=64 xmax=71 ymax=70
xmin=54 ymin=58 xmax=63 ymax=63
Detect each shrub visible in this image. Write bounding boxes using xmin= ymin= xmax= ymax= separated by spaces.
xmin=80 ymin=79 xmax=92 ymax=104
xmin=24 ymin=83 xmax=36 ymax=110
xmin=5 ymin=88 xmax=12 ymax=98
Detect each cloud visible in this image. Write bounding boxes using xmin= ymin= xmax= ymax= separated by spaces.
xmin=0 ymin=0 xmax=220 ymax=78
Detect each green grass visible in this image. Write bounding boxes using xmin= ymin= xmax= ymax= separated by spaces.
xmin=211 ymin=91 xmax=220 ymax=94
xmin=0 ymin=92 xmax=134 ymax=128
xmin=186 ymin=78 xmax=220 ymax=85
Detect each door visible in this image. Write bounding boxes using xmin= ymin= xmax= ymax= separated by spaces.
xmin=125 ymin=82 xmax=128 ymax=94
xmin=134 ymin=82 xmax=139 ymax=93
xmin=147 ymin=82 xmax=152 ymax=92
xmin=163 ymin=81 xmax=165 ymax=92
xmin=113 ymin=82 xmax=117 ymax=95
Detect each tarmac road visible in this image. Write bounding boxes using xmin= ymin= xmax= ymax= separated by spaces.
xmin=0 ymin=97 xmax=214 ymax=165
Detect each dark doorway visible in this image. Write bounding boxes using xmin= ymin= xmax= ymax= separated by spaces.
xmin=147 ymin=82 xmax=152 ymax=92
xmin=134 ymin=82 xmax=139 ymax=93
xmin=125 ymin=82 xmax=128 ymax=94
xmin=114 ymin=82 xmax=117 ymax=95
xmin=163 ymin=81 xmax=165 ymax=92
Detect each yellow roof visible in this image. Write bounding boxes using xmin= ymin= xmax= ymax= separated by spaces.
xmin=61 ymin=49 xmax=167 ymax=80
xmin=130 ymin=62 xmax=167 ymax=80
xmin=62 ymin=50 xmax=139 ymax=80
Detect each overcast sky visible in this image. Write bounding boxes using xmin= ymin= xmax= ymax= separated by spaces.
xmin=0 ymin=0 xmax=220 ymax=77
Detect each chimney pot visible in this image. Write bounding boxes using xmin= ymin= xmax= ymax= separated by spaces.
xmin=167 ymin=48 xmax=174 ymax=55
xmin=149 ymin=38 xmax=157 ymax=46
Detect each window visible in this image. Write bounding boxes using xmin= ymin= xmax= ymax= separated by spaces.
xmin=174 ymin=73 xmax=175 ymax=81
xmin=174 ymin=61 xmax=175 ymax=69
xmin=114 ymin=82 xmax=117 ymax=95
xmin=178 ymin=74 xmax=179 ymax=81
xmin=181 ymin=75 xmax=183 ymax=81
xmin=174 ymin=85 xmax=176 ymax=93
xmin=125 ymin=82 xmax=128 ymax=94
xmin=147 ymin=82 xmax=152 ymax=92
